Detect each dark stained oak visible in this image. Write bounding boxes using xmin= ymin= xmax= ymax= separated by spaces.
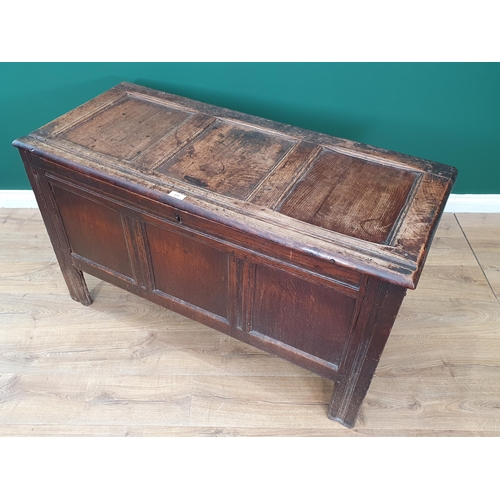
xmin=246 ymin=141 xmax=322 ymax=207
xmin=62 ymin=95 xmax=192 ymax=161
xmin=52 ymin=185 xmax=134 ymax=280
xmin=251 ymin=264 xmax=356 ymax=370
xmin=277 ymin=151 xmax=417 ymax=244
xmin=12 ymin=82 xmax=457 ymax=427
xmin=157 ymin=120 xmax=295 ymax=199
xmin=145 ymin=221 xmax=229 ymax=319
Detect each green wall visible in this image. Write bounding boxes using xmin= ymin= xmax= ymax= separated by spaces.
xmin=2 ymin=63 xmax=499 ymax=193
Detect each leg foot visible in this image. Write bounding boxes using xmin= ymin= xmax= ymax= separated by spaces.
xmin=64 ymin=267 xmax=93 ymax=306
xmin=328 ymin=384 xmax=364 ymax=428
xmin=327 ymin=411 xmax=356 ymax=429
xmin=326 ymin=280 xmax=407 ymax=428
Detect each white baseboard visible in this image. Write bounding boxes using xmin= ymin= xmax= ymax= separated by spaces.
xmin=0 ymin=190 xmax=38 ymax=208
xmin=1 ymin=190 xmax=500 ymax=213
xmin=443 ymin=194 xmax=500 ymax=213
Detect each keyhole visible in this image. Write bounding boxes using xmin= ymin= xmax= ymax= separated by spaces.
xmin=175 ymin=214 xmax=182 ymax=223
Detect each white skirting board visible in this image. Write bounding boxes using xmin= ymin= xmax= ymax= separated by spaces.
xmin=443 ymin=194 xmax=500 ymax=213
xmin=1 ymin=190 xmax=500 ymax=213
xmin=0 ymin=190 xmax=39 ymax=208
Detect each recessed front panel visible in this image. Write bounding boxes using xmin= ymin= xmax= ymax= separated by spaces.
xmin=251 ymin=264 xmax=357 ymax=367
xmin=156 ymin=120 xmax=295 ymax=199
xmin=145 ymin=222 xmax=229 ymax=319
xmin=61 ymin=95 xmax=191 ymax=161
xmin=51 ymin=185 xmax=134 ymax=279
xmin=278 ymin=150 xmax=417 ymax=244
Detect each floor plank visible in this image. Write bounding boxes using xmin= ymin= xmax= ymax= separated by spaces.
xmin=456 ymin=213 xmax=500 ymax=301
xmin=1 ymin=425 xmax=498 ymax=437
xmin=1 ymin=210 xmax=500 ymax=436
xmin=0 ymin=372 xmax=192 ymax=426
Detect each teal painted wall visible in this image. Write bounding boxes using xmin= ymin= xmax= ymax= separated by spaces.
xmin=2 ymin=63 xmax=499 ymax=193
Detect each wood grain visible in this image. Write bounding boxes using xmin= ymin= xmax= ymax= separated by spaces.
xmin=52 ymin=185 xmax=135 ymax=279
xmin=455 ymin=213 xmax=500 ymax=301
xmin=13 ymin=82 xmax=457 ymax=290
xmin=145 ymin=221 xmax=229 ymax=318
xmin=277 ymin=151 xmax=417 ymax=244
xmin=246 ymin=141 xmax=321 ymax=207
xmin=251 ymin=263 xmax=356 ymax=367
xmin=0 ymin=372 xmax=193 ymax=426
xmin=2 ymin=425 xmax=498 ymax=437
xmin=61 ymin=94 xmax=191 ymax=161
xmin=156 ymin=120 xmax=294 ymax=199
xmin=1 ymin=210 xmax=500 ymax=435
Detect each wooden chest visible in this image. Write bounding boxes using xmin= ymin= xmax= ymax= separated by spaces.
xmin=13 ymin=82 xmax=457 ymax=427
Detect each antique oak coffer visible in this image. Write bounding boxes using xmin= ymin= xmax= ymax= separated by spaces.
xmin=13 ymin=82 xmax=457 ymax=427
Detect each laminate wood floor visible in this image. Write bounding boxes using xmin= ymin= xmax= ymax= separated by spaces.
xmin=1 ymin=209 xmax=499 ymax=436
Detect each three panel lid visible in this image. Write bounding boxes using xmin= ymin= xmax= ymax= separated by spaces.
xmin=13 ymin=82 xmax=457 ymax=289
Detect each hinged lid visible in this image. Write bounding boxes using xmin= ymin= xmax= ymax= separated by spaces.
xmin=13 ymin=82 xmax=457 ymax=289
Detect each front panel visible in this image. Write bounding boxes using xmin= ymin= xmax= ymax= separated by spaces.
xmin=250 ymin=264 xmax=357 ymax=370
xmin=32 ymin=155 xmax=365 ymax=383
xmin=145 ymin=222 xmax=229 ymax=320
xmin=51 ymin=184 xmax=135 ymax=280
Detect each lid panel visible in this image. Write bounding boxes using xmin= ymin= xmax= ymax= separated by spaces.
xmin=277 ymin=150 xmax=417 ymax=244
xmin=61 ymin=95 xmax=191 ymax=161
xmin=155 ymin=119 xmax=295 ymax=200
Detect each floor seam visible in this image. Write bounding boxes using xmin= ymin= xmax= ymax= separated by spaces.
xmin=454 ymin=213 xmax=500 ymax=306
xmin=187 ymin=377 xmax=194 ymax=427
